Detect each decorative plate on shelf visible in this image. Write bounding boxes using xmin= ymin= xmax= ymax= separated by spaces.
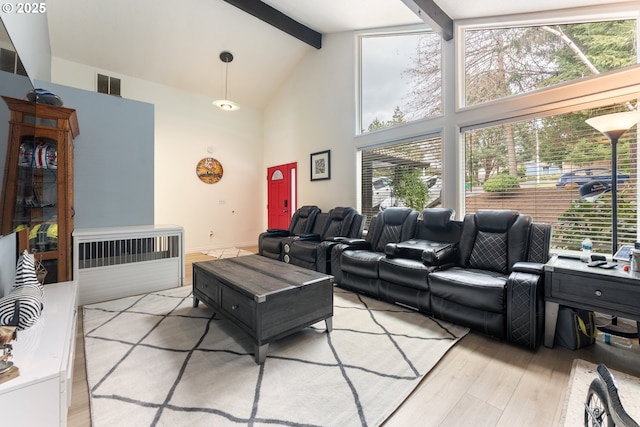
xmin=196 ymin=157 xmax=223 ymax=184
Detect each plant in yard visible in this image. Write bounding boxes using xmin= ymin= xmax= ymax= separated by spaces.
xmin=394 ymin=168 xmax=429 ymax=211
xmin=482 ymin=173 xmax=520 ymax=194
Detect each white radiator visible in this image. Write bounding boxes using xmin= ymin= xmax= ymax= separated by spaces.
xmin=73 ymin=225 xmax=185 ymax=305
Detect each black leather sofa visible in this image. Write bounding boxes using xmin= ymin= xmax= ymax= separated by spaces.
xmin=258 ymin=205 xmax=321 ymax=260
xmin=379 ymin=208 xmax=462 ymax=313
xmin=330 ymin=207 xmax=419 ymax=297
xmin=331 ymin=208 xmax=551 ymax=349
xmin=284 ymin=207 xmax=365 ymax=273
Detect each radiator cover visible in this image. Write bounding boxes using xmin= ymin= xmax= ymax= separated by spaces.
xmin=73 ymin=225 xmax=184 ymax=305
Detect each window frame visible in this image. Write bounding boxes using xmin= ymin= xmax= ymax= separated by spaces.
xmin=354 ymin=4 xmax=640 ymax=254
xmin=455 ymin=6 xmax=640 ymax=110
xmin=356 ymin=24 xmax=443 ymax=136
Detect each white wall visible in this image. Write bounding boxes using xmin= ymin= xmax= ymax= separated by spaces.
xmin=264 ymin=32 xmax=358 ymax=213
xmin=51 ymin=58 xmax=264 ymax=253
xmin=1 ymin=13 xmax=51 ymax=82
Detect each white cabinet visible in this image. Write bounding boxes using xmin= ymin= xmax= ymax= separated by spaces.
xmin=0 ymin=281 xmax=78 ymax=427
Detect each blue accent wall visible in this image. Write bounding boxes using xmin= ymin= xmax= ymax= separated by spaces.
xmin=34 ymin=81 xmax=155 ymax=228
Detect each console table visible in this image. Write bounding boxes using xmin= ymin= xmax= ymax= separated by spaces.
xmin=544 ymin=256 xmax=640 ymax=347
xmin=0 ymin=281 xmax=78 ymax=426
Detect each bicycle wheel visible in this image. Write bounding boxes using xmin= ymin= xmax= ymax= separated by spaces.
xmin=585 ymin=378 xmax=613 ymax=427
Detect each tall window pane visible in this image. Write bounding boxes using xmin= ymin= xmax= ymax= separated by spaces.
xmin=464 ymin=20 xmax=638 ymax=106
xmin=464 ymin=100 xmax=639 ymax=253
xmin=360 ymin=31 xmax=441 ymax=134
xmin=360 ymin=136 xmax=442 ymax=225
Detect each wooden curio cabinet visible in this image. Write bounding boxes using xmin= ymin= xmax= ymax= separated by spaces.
xmin=1 ymin=96 xmax=79 ymax=283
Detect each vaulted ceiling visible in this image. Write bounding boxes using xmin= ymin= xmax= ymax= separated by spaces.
xmin=46 ymin=0 xmax=638 ymax=110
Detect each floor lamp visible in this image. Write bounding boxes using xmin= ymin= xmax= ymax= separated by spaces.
xmin=585 ymin=110 xmax=640 ymax=255
xmin=585 ymin=109 xmax=640 ymax=338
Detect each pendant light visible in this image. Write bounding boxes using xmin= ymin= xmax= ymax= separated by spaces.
xmin=213 ymin=51 xmax=240 ymax=111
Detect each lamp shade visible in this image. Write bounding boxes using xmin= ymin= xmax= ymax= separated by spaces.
xmin=585 ymin=110 xmax=640 ymax=140
xmin=213 ymin=99 xmax=240 ymax=111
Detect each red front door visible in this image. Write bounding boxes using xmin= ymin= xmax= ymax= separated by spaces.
xmin=267 ymin=162 xmax=297 ymax=229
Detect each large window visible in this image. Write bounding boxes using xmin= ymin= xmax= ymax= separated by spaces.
xmin=464 ymin=20 xmax=638 ymax=106
xmin=464 ymin=100 xmax=639 ymax=252
xmin=360 ymin=136 xmax=442 ymax=224
xmin=356 ymin=8 xmax=639 ymax=253
xmin=360 ymin=31 xmax=441 ymax=134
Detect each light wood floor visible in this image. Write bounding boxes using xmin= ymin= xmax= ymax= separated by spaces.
xmin=67 ymin=250 xmax=640 ymax=426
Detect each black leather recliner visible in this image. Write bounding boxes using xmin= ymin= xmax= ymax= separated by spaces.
xmin=331 ymin=207 xmax=418 ymax=297
xmin=329 ymin=208 xmax=551 ymax=349
xmin=427 ymin=210 xmax=550 ymax=347
xmin=258 ymin=205 xmax=321 ymax=260
xmin=378 ymin=208 xmax=463 ymax=312
xmin=285 ymin=207 xmax=365 ymax=273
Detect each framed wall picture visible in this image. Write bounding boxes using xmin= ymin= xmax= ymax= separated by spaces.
xmin=310 ymin=150 xmax=331 ymax=181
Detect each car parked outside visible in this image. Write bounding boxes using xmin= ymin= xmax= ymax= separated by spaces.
xmin=556 ymin=167 xmax=630 ymax=188
xmin=372 ymin=176 xmax=393 ymax=208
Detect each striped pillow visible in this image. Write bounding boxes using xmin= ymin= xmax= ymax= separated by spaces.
xmin=0 ymin=251 xmax=44 ymax=330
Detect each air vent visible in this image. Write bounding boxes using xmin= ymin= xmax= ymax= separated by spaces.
xmin=97 ymin=73 xmax=121 ymax=96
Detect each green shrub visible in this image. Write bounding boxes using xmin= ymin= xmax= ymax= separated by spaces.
xmin=394 ymin=168 xmax=429 ymax=210
xmin=482 ymin=174 xmax=520 ymax=193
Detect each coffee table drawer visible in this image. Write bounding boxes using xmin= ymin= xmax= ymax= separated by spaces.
xmin=193 ymin=268 xmax=220 ymax=308
xmin=220 ymin=285 xmax=256 ymax=331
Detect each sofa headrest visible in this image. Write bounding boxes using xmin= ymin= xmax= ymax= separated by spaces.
xmin=422 ymin=208 xmax=454 ymax=230
xmin=297 ymin=205 xmax=319 ymax=218
xmin=330 ymin=207 xmax=355 ymax=220
xmin=380 ymin=207 xmax=414 ymax=225
xmin=475 ymin=210 xmax=519 ymax=233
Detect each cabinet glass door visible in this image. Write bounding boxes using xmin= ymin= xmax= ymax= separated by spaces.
xmin=13 ymin=135 xmax=59 ymax=253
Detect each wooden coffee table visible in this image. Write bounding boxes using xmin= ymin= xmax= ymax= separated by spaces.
xmin=193 ymin=255 xmax=333 ymax=364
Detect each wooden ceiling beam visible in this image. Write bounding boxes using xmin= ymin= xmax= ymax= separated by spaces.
xmin=401 ymin=0 xmax=454 ymax=41
xmin=223 ymin=0 xmax=322 ymax=49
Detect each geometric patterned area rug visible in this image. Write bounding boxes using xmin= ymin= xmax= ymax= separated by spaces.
xmin=83 ymin=286 xmax=469 ymax=427
xmin=202 ymin=247 xmax=254 ymax=259
xmin=560 ymin=359 xmax=640 ymax=426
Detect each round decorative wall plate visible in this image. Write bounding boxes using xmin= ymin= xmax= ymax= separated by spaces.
xmin=196 ymin=157 xmax=223 ymax=184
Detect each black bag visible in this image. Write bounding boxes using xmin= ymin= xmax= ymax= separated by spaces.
xmin=554 ymin=306 xmax=597 ymax=350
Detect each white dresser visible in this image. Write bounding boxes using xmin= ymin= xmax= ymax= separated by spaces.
xmin=0 ymin=281 xmax=78 ymax=427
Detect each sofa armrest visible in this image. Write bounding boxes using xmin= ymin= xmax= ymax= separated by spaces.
xmin=506 ymin=269 xmax=545 ymax=349
xmin=512 ymin=262 xmax=545 ymax=275
xmin=294 ymin=233 xmax=322 ymax=241
xmin=316 ymin=240 xmax=339 ymax=274
xmin=384 ymin=240 xmax=426 ymax=258
xmin=421 ymin=242 xmax=456 ymax=266
xmin=263 ymin=229 xmax=291 ymax=237
xmin=385 ymin=239 xmax=456 ymax=264
xmin=333 ymin=238 xmax=371 ymax=250
xmin=384 ymin=243 xmax=400 ymax=257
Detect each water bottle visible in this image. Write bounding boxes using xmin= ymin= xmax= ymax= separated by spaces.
xmin=596 ymin=331 xmax=633 ymax=349
xmin=581 ymin=237 xmax=592 ymax=262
